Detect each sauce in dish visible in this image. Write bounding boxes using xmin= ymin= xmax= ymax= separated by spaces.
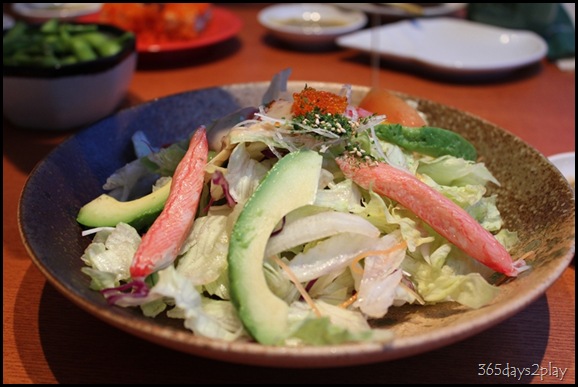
xmin=275 ymin=17 xmax=349 ymax=29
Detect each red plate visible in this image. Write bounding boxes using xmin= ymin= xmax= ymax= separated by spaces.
xmin=79 ymin=6 xmax=242 ymax=54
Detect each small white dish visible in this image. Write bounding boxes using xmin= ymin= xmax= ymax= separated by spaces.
xmin=258 ymin=3 xmax=367 ymax=48
xmin=12 ymin=3 xmax=102 ymax=20
xmin=336 ymin=17 xmax=548 ymax=75
xmin=548 ymin=152 xmax=575 ymax=190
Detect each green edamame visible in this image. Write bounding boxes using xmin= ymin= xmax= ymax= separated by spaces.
xmin=3 ymin=19 xmax=134 ymax=68
xmin=70 ymin=36 xmax=98 ymax=61
xmin=78 ymin=32 xmax=123 ymax=57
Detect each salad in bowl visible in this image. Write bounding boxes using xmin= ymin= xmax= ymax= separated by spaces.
xmin=75 ymin=69 xmax=528 ymax=346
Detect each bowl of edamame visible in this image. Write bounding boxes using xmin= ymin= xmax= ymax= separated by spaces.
xmin=3 ymin=19 xmax=137 ymax=130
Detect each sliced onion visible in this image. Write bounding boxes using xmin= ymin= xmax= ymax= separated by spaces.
xmin=287 ymin=233 xmax=395 ymax=282
xmin=265 ymin=211 xmax=380 ymax=258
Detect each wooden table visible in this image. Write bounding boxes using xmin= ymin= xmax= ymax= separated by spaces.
xmin=3 ymin=4 xmax=575 ymax=384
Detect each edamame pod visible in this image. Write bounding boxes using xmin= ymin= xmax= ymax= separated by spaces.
xmin=70 ymin=36 xmax=98 ymax=62
xmin=3 ymin=19 xmax=134 ymax=68
xmin=78 ymin=32 xmax=122 ymax=57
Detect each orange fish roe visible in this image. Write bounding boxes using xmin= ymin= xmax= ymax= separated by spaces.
xmin=291 ymin=87 xmax=348 ymax=116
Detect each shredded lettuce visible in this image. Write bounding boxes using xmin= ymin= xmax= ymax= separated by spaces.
xmin=150 ymin=266 xmax=243 ymax=341
xmin=417 ymin=155 xmax=500 ymax=187
xmin=80 ymin=222 xmax=140 ymax=289
xmin=402 ymin=256 xmax=500 ymax=309
xmin=177 ymin=215 xmax=230 ymax=285
xmin=78 ymin=71 xmax=522 ymax=347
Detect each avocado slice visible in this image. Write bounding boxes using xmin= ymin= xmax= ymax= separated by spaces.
xmin=77 ymin=178 xmax=171 ymax=230
xmin=228 ymin=150 xmax=322 ymax=345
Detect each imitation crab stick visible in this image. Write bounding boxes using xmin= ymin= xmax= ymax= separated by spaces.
xmin=336 ymin=156 xmax=527 ymax=277
xmin=130 ymin=127 xmax=209 ymax=280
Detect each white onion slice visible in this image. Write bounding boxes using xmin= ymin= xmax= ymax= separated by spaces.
xmin=286 ymin=233 xmax=395 ymax=282
xmin=265 ymin=211 xmax=380 ymax=258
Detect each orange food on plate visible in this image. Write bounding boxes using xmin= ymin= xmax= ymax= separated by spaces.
xmin=359 ymin=88 xmax=427 ymax=127
xmin=98 ymin=3 xmax=212 ymax=46
xmin=291 ymin=87 xmax=348 ymax=116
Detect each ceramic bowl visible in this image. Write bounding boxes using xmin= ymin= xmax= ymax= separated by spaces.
xmin=258 ymin=3 xmax=367 ymax=48
xmin=3 ymin=22 xmax=136 ymax=131
xmin=19 ymin=81 xmax=575 ymax=368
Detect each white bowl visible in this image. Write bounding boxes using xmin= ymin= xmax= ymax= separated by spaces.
xmin=258 ymin=3 xmax=367 ymax=48
xmin=3 ymin=23 xmax=136 ymax=131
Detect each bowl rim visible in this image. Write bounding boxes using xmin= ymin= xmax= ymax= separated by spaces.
xmin=3 ymin=22 xmax=136 ymax=78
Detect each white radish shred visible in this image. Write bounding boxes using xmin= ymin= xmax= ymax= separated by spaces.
xmin=81 ymin=226 xmax=115 ymax=236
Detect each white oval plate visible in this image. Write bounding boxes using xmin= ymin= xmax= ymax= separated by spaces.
xmin=332 ymin=3 xmax=467 ymax=18
xmin=336 ymin=17 xmax=548 ymax=75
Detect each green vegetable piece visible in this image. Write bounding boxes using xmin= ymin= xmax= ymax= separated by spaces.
xmin=3 ymin=21 xmax=27 ymax=42
xmin=40 ymin=18 xmax=60 ymax=34
xmin=3 ymin=20 xmax=130 ymax=67
xmin=43 ymin=33 xmax=66 ymax=47
xmin=77 ymin=179 xmax=171 ymax=230
xmin=101 ymin=44 xmax=119 ymax=57
xmin=70 ymin=36 xmax=98 ymax=62
xmin=375 ymin=123 xmax=478 ymax=161
xmin=228 ymin=150 xmax=322 ymax=345
xmin=62 ymin=23 xmax=98 ymax=34
xmin=59 ymin=55 xmax=78 ymax=65
xmin=79 ymin=32 xmax=122 ymax=57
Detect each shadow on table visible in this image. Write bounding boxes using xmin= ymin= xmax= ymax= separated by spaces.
xmin=340 ymin=52 xmax=545 ymax=85
xmin=260 ymin=35 xmax=345 ymax=54
xmin=12 ymin=265 xmax=552 ymax=384
xmin=136 ymin=38 xmax=242 ymax=71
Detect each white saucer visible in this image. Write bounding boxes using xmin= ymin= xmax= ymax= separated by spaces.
xmin=336 ymin=17 xmax=548 ymax=75
xmin=258 ymin=3 xmax=367 ymax=48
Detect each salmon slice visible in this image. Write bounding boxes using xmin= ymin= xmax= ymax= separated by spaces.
xmin=358 ymin=88 xmax=427 ymax=128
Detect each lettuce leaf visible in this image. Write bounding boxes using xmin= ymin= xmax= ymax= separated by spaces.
xmin=80 ymin=222 xmax=140 ymax=289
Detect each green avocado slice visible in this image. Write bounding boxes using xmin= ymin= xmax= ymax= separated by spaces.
xmin=77 ymin=178 xmax=171 ymax=231
xmin=228 ymin=150 xmax=322 ymax=345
